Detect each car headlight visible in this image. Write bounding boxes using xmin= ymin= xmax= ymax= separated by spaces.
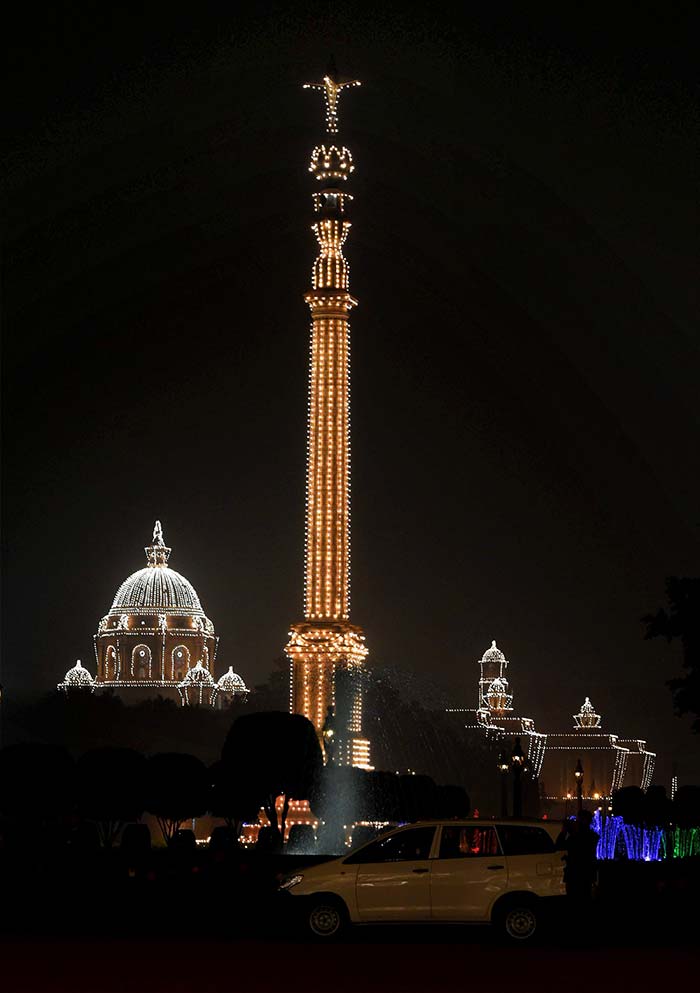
xmin=279 ymin=873 xmax=304 ymax=891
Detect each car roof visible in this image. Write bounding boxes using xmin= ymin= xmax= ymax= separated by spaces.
xmin=407 ymin=819 xmax=555 ymax=827
xmin=393 ymin=819 xmax=561 ymax=838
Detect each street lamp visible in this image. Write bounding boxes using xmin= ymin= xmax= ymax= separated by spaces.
xmin=574 ymin=758 xmax=584 ymax=815
xmin=511 ymin=737 xmax=526 ymax=819
xmin=497 ymin=752 xmax=510 ymax=817
xmin=322 ymin=705 xmax=337 ymax=765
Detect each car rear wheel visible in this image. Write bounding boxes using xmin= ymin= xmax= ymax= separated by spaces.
xmin=307 ymin=898 xmax=347 ymax=940
xmin=496 ymin=900 xmax=539 ymax=942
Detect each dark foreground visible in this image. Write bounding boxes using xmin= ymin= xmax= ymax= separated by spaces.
xmin=2 ymin=928 xmax=698 ymax=993
xmin=1 ymin=850 xmax=698 ymax=993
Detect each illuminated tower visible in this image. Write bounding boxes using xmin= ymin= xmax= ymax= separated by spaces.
xmin=285 ymin=63 xmax=370 ymax=770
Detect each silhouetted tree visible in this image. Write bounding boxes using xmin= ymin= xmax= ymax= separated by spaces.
xmin=643 ymin=785 xmax=671 ymax=827
xmin=398 ymin=774 xmax=438 ymax=821
xmin=612 ymin=785 xmax=645 ymax=825
xmin=672 ymin=785 xmax=700 ymax=828
xmin=245 ymin=658 xmax=290 ymax=714
xmin=76 ymin=747 xmax=147 ymax=847
xmin=644 ymin=577 xmax=700 ymax=732
xmin=222 ymin=711 xmax=322 ymax=851
xmin=0 ymin=743 xmax=75 ymax=845
xmin=209 ymin=759 xmax=259 ymax=839
xmin=436 ymin=783 xmax=471 ymax=818
xmin=147 ymin=752 xmax=209 ymax=844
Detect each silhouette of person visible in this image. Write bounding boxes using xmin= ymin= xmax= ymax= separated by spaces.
xmin=556 ymin=809 xmax=599 ymax=933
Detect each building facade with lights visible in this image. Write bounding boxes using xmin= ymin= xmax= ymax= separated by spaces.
xmin=284 ymin=64 xmax=370 ymax=770
xmin=448 ymin=641 xmax=656 ymax=806
xmin=58 ymin=521 xmax=248 ymax=706
xmin=446 ymin=641 xmax=547 ymax=777
xmin=539 ymin=697 xmax=656 ymax=811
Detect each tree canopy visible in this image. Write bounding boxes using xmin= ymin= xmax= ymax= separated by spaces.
xmin=222 ymin=711 xmax=323 ymax=849
xmin=146 ymin=752 xmax=209 ymax=844
xmin=644 ymin=576 xmax=700 ymax=732
xmin=76 ymin=747 xmax=147 ymax=847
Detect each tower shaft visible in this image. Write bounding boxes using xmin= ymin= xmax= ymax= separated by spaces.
xmin=304 ymin=296 xmax=353 ymax=620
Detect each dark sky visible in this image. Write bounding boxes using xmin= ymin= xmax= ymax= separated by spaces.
xmin=3 ymin=3 xmax=699 ymax=782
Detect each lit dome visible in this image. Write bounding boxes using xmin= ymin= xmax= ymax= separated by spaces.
xmin=482 ymin=640 xmax=505 ymax=663
xmin=58 ymin=659 xmax=95 ymax=692
xmin=110 ymin=568 xmax=203 ymax=616
xmin=108 ymin=521 xmax=204 ymax=617
xmin=216 ymin=665 xmax=248 ymax=695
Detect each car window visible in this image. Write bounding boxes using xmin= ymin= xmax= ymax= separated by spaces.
xmin=438 ymin=825 xmax=500 ymax=859
xmin=497 ymin=825 xmax=555 ymax=855
xmin=344 ymin=826 xmax=436 ymax=864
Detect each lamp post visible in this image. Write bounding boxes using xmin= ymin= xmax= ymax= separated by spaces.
xmin=511 ymin=737 xmax=526 ymax=818
xmin=574 ymin=758 xmax=584 ymax=815
xmin=497 ymin=752 xmax=510 ymax=817
xmin=322 ymin=705 xmax=337 ymax=766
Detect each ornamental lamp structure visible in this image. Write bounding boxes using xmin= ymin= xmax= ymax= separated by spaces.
xmin=497 ymin=751 xmax=510 ymax=817
xmin=284 ymin=61 xmax=371 ymax=770
xmin=511 ymin=736 xmax=526 ymax=818
xmin=574 ymin=757 xmax=584 ymax=814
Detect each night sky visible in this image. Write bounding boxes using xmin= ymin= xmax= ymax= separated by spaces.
xmin=4 ymin=3 xmax=699 ymax=782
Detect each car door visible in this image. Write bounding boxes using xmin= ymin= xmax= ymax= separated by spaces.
xmin=496 ymin=824 xmax=565 ymax=896
xmin=349 ymin=825 xmax=437 ymax=922
xmin=430 ymin=824 xmax=507 ymax=921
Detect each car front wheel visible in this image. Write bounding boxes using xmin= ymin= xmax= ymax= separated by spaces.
xmin=306 ymin=898 xmax=347 ymax=940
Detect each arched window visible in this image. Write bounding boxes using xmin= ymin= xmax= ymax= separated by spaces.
xmin=131 ymin=644 xmax=152 ymax=680
xmin=171 ymin=645 xmax=190 ymax=680
xmin=104 ymin=645 xmax=118 ymax=681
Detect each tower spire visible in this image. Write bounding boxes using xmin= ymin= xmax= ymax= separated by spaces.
xmin=285 ymin=66 xmax=370 ymax=770
xmin=145 ymin=519 xmax=171 ymax=567
xmin=303 ymin=64 xmax=361 ymax=135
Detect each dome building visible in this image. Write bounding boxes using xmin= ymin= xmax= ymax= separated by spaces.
xmin=92 ymin=521 xmax=219 ymax=701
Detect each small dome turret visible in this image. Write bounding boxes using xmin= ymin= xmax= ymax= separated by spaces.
xmin=574 ymin=696 xmax=602 ymax=729
xmin=178 ymin=660 xmax=216 ymax=707
xmin=216 ymin=666 xmax=248 ymax=696
xmin=482 ymin=640 xmax=506 ymax=664
xmin=58 ymin=659 xmax=95 ymax=693
xmin=486 ymin=676 xmax=512 ymax=716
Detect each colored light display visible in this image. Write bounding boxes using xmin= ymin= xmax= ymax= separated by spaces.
xmin=591 ymin=809 xmax=699 ymax=861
